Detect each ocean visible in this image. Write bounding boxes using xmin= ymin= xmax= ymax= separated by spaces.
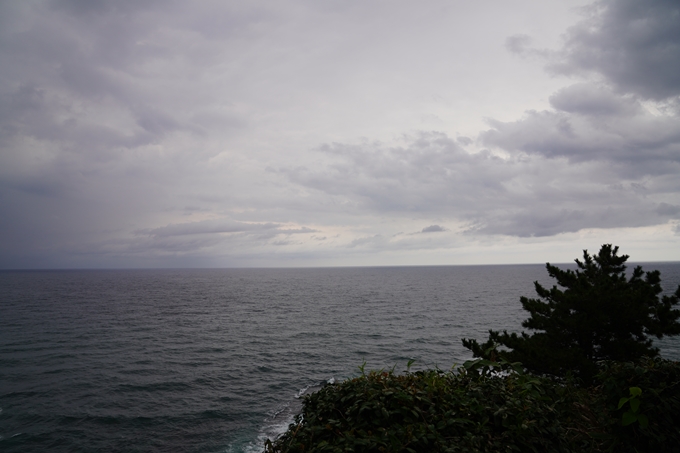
xmin=1 ymin=263 xmax=679 ymax=452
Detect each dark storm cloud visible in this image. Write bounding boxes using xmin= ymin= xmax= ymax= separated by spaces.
xmin=548 ymin=0 xmax=680 ymax=100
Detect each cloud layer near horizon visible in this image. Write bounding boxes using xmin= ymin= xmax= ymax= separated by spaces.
xmin=1 ymin=0 xmax=679 ymax=268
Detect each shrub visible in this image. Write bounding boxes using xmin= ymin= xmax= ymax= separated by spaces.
xmin=265 ymin=361 xmax=586 ymax=453
xmin=594 ymin=357 xmax=680 ymax=453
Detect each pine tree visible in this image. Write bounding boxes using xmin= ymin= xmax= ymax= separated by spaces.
xmin=462 ymin=244 xmax=680 ymax=383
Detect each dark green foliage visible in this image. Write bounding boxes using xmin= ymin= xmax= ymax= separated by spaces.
xmin=264 ymin=359 xmax=680 ymax=453
xmin=462 ymin=244 xmax=680 ymax=382
xmin=265 ymin=361 xmax=581 ymax=453
xmin=595 ymin=357 xmax=680 ymax=453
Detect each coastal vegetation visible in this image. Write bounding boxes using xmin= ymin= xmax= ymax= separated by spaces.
xmin=264 ymin=245 xmax=680 ymax=452
xmin=463 ymin=244 xmax=680 ymax=384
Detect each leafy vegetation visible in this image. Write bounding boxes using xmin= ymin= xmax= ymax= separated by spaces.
xmin=265 ymin=360 xmax=573 ymax=453
xmin=462 ymin=244 xmax=680 ymax=383
xmin=264 ymin=358 xmax=680 ymax=453
xmin=596 ymin=357 xmax=680 ymax=452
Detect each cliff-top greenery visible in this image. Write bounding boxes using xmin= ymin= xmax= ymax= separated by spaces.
xmin=264 ymin=245 xmax=680 ymax=452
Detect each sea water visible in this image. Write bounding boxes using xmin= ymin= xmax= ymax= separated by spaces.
xmin=1 ymin=263 xmax=679 ymax=452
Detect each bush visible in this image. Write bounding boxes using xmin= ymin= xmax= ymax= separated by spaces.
xmin=266 ymin=361 xmax=586 ymax=453
xmin=594 ymin=357 xmax=680 ymax=453
xmin=264 ymin=358 xmax=680 ymax=453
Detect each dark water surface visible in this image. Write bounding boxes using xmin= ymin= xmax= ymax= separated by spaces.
xmin=1 ymin=264 xmax=679 ymax=452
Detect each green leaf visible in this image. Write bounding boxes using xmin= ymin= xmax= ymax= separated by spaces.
xmin=463 ymin=359 xmax=480 ymax=370
xmin=510 ymin=361 xmax=525 ymax=375
xmin=629 ymin=386 xmax=642 ymax=397
xmin=622 ymin=411 xmax=637 ymax=426
xmin=637 ymin=413 xmax=648 ymax=429
xmin=629 ymin=398 xmax=640 ymax=413
xmin=618 ymin=397 xmax=629 ymax=409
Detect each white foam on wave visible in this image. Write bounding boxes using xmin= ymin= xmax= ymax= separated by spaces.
xmin=232 ymin=377 xmax=336 ymax=452
xmin=230 ymin=415 xmax=293 ymax=453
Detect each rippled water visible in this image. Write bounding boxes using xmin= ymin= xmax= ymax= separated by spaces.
xmin=1 ymin=264 xmax=679 ymax=452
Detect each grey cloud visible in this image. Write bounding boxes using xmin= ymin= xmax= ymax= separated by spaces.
xmin=347 ymin=235 xmax=386 ymax=249
xmin=548 ymin=0 xmax=680 ymax=100
xmin=283 ymin=132 xmax=677 ymax=238
xmin=480 ymin=104 xmax=680 ymax=166
xmin=94 ymin=219 xmax=320 ymax=263
xmin=2 ymin=0 xmax=679 ymax=268
xmin=140 ymin=219 xmax=279 ymax=238
xmin=0 ymin=0 xmax=262 ymax=271
xmin=657 ymin=203 xmax=680 ymax=217
xmin=505 ymin=34 xmax=533 ymax=55
xmin=140 ymin=219 xmax=315 ymax=238
xmin=472 ymin=206 xmax=657 ymax=237
xmin=285 ymin=132 xmax=512 ymax=213
xmin=504 ymin=34 xmax=550 ymax=60
xmin=549 ymin=83 xmax=641 ymax=116
xmin=49 ymin=0 xmax=161 ymax=15
xmin=277 ymin=227 xmax=318 ymax=235
xmin=342 ymin=232 xmax=455 ymax=253
xmin=421 ymin=225 xmax=445 ymax=233
xmin=129 ymin=232 xmax=225 ymax=254
xmin=0 ymin=0 xmax=251 ymax=157
xmin=0 ymin=83 xmax=170 ymax=149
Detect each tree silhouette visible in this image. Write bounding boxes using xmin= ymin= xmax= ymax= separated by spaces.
xmin=463 ymin=244 xmax=680 ymax=382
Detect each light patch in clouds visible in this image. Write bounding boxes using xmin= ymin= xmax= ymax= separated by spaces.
xmin=140 ymin=219 xmax=278 ymax=237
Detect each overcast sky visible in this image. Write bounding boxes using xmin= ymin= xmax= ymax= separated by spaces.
xmin=1 ymin=0 xmax=679 ymax=268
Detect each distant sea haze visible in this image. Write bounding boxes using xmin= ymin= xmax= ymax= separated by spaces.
xmin=1 ymin=264 xmax=679 ymax=452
